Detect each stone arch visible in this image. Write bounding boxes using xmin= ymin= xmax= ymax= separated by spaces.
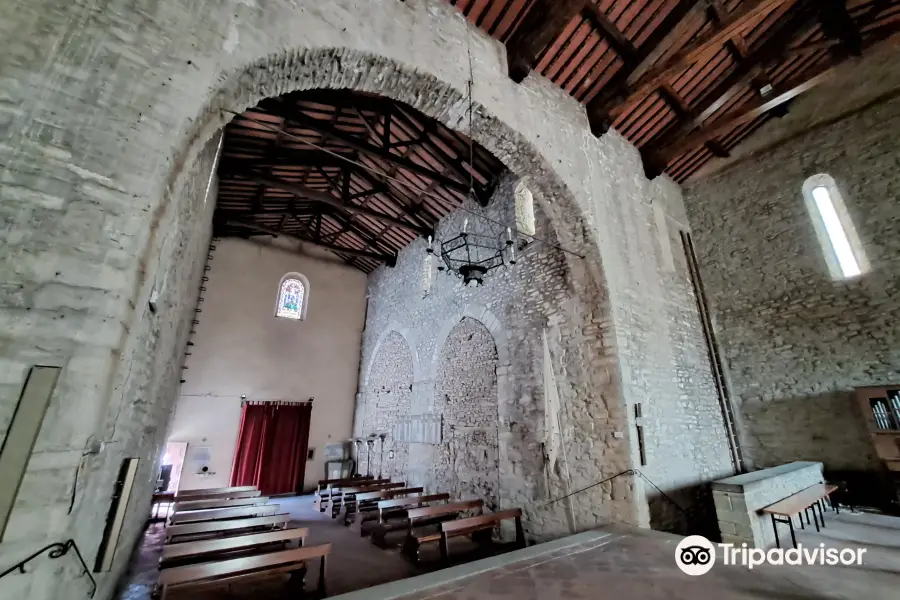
xmin=361 ymin=321 xmax=422 ymax=389
xmin=358 ymin=330 xmax=414 ymax=480
xmin=430 ymin=304 xmax=509 ymax=380
xmin=162 ymin=43 xmax=612 ymax=324
xmin=432 ymin=317 xmax=501 ymax=509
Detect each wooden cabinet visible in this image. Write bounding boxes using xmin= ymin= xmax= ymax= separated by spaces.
xmin=856 ymin=386 xmax=900 ymax=473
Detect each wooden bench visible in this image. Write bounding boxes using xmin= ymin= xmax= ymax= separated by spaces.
xmin=317 ymin=478 xmax=390 ymax=512
xmin=402 ymin=500 xmax=483 ymax=561
xmin=439 ymin=509 xmax=526 ymax=561
xmin=173 ymin=496 xmax=269 ymax=513
xmin=174 ymin=489 xmax=262 ymax=502
xmin=160 ymin=527 xmax=308 ymax=567
xmin=370 ymin=494 xmax=450 ymax=548
xmin=157 ymin=543 xmax=330 ymax=600
xmin=331 ymin=482 xmax=406 ymax=517
xmin=344 ymin=487 xmax=424 ymax=530
xmin=762 ymin=483 xmax=839 ymax=548
xmin=313 ymin=476 xmax=373 ymax=510
xmin=168 ymin=504 xmax=278 ymax=525
xmin=150 ymin=491 xmax=175 ymax=520
xmin=165 ymin=514 xmax=290 ymax=544
xmin=175 ymin=485 xmax=258 ymax=499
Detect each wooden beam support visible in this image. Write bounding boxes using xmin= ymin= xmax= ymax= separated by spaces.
xmin=641 ymin=1 xmax=821 ymax=173
xmin=582 ymin=3 xmax=637 ymax=61
xmin=612 ymin=0 xmax=792 ymax=122
xmin=656 ymin=66 xmax=838 ymax=162
xmin=586 ymin=0 xmax=704 ymax=134
xmin=227 ymin=219 xmax=397 ymax=266
xmin=505 ymin=0 xmax=587 ymax=83
xmin=227 ymin=170 xmax=432 ymax=237
xmin=259 ymin=101 xmax=475 ymax=198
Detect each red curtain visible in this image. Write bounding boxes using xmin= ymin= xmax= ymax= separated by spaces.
xmin=230 ymin=402 xmax=312 ymax=495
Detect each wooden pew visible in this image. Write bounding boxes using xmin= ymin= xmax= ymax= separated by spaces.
xmin=157 ymin=543 xmax=331 ymax=600
xmin=175 ymin=485 xmax=258 ymax=499
xmin=174 ymin=489 xmax=262 ymax=502
xmin=160 ymin=527 xmax=308 ymax=567
xmin=331 ymin=482 xmax=406 ymax=517
xmin=344 ymin=487 xmax=424 ymax=530
xmin=317 ymin=478 xmax=390 ymax=513
xmin=402 ymin=500 xmax=483 ymax=561
xmin=439 ymin=509 xmax=526 ymax=561
xmin=173 ymin=496 xmax=269 ymax=513
xmin=313 ymin=475 xmax=372 ymax=510
xmin=165 ymin=514 xmax=290 ymax=544
xmin=370 ymin=494 xmax=450 ymax=548
xmin=169 ymin=504 xmax=278 ymax=525
xmin=762 ymin=483 xmax=839 ymax=549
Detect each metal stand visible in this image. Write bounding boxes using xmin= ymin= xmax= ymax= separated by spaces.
xmin=352 ymin=439 xmax=363 ymax=476
xmin=377 ymin=433 xmax=387 ymax=478
xmin=365 ymin=438 xmax=375 ymax=477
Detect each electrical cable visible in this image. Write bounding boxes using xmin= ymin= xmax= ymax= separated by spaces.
xmin=220 ymin=107 xmax=585 ymax=259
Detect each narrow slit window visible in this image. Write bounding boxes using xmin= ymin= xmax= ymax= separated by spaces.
xmin=803 ymin=175 xmax=868 ymax=280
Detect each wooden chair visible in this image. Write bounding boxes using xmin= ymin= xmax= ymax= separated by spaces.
xmin=402 ymin=499 xmax=483 ymax=561
xmin=439 ymin=509 xmax=526 ymax=561
xmin=172 ymin=496 xmax=269 ymax=513
xmin=156 ymin=543 xmax=331 ymax=600
xmin=175 ymin=485 xmax=258 ymax=500
xmin=762 ymin=483 xmax=839 ymax=549
xmin=344 ymin=487 xmax=424 ymax=530
xmin=165 ymin=514 xmax=290 ymax=544
xmin=160 ymin=527 xmax=308 ymax=567
xmin=168 ymin=504 xmax=278 ymax=525
xmin=370 ymin=494 xmax=450 ymax=548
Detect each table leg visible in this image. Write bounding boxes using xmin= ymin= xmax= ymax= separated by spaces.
xmin=771 ymin=514 xmax=781 ymax=549
xmin=811 ymin=505 xmax=820 ymax=532
xmin=818 ymin=501 xmax=826 ymax=528
xmin=788 ymin=517 xmax=797 ymax=549
xmin=798 ymin=512 xmax=805 ymax=530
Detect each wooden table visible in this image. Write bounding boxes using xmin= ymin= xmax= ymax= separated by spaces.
xmin=762 ymin=483 xmax=838 ymax=548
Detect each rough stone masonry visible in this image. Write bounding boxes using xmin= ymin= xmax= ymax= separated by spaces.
xmin=0 ymin=1 xmax=732 ymax=598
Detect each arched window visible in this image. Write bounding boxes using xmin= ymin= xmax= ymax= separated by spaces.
xmin=275 ymin=273 xmax=310 ymax=320
xmin=802 ymin=174 xmax=868 ymax=280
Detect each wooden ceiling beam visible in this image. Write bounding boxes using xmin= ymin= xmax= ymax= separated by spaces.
xmin=260 ymin=101 xmax=475 ymax=198
xmin=505 ymin=0 xmax=587 ymax=83
xmin=227 ymin=219 xmax=397 ymax=266
xmin=228 ymin=170 xmax=432 ymax=237
xmin=656 ymin=66 xmax=837 ymax=163
xmin=611 ymin=0 xmax=793 ymax=122
xmin=582 ymin=3 xmax=637 ymax=61
xmin=586 ymin=0 xmax=704 ymax=134
xmin=641 ymin=1 xmax=821 ymax=176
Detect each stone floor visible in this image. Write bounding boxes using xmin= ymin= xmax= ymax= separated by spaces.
xmin=334 ymin=510 xmax=900 ymax=600
xmin=117 ymin=500 xmax=900 ymax=600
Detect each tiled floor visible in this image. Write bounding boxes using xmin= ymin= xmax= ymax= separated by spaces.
xmin=117 ymin=500 xmax=900 ymax=600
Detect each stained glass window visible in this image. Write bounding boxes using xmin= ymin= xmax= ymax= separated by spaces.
xmin=276 ymin=277 xmax=306 ymax=320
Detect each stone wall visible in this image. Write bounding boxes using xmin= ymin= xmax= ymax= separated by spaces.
xmin=0 ymin=1 xmax=731 ymax=595
xmin=356 ymin=173 xmax=735 ymax=539
xmin=357 ymin=331 xmax=413 ymax=481
xmin=433 ymin=318 xmax=500 ymax=510
xmin=684 ymin=67 xmax=900 ymax=475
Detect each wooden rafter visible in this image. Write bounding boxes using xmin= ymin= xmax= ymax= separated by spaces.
xmin=228 ymin=219 xmax=398 ymax=266
xmin=505 ymin=0 xmax=587 ymax=83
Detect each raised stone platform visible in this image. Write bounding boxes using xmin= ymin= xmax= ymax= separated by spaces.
xmin=712 ymin=461 xmax=825 ymax=548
